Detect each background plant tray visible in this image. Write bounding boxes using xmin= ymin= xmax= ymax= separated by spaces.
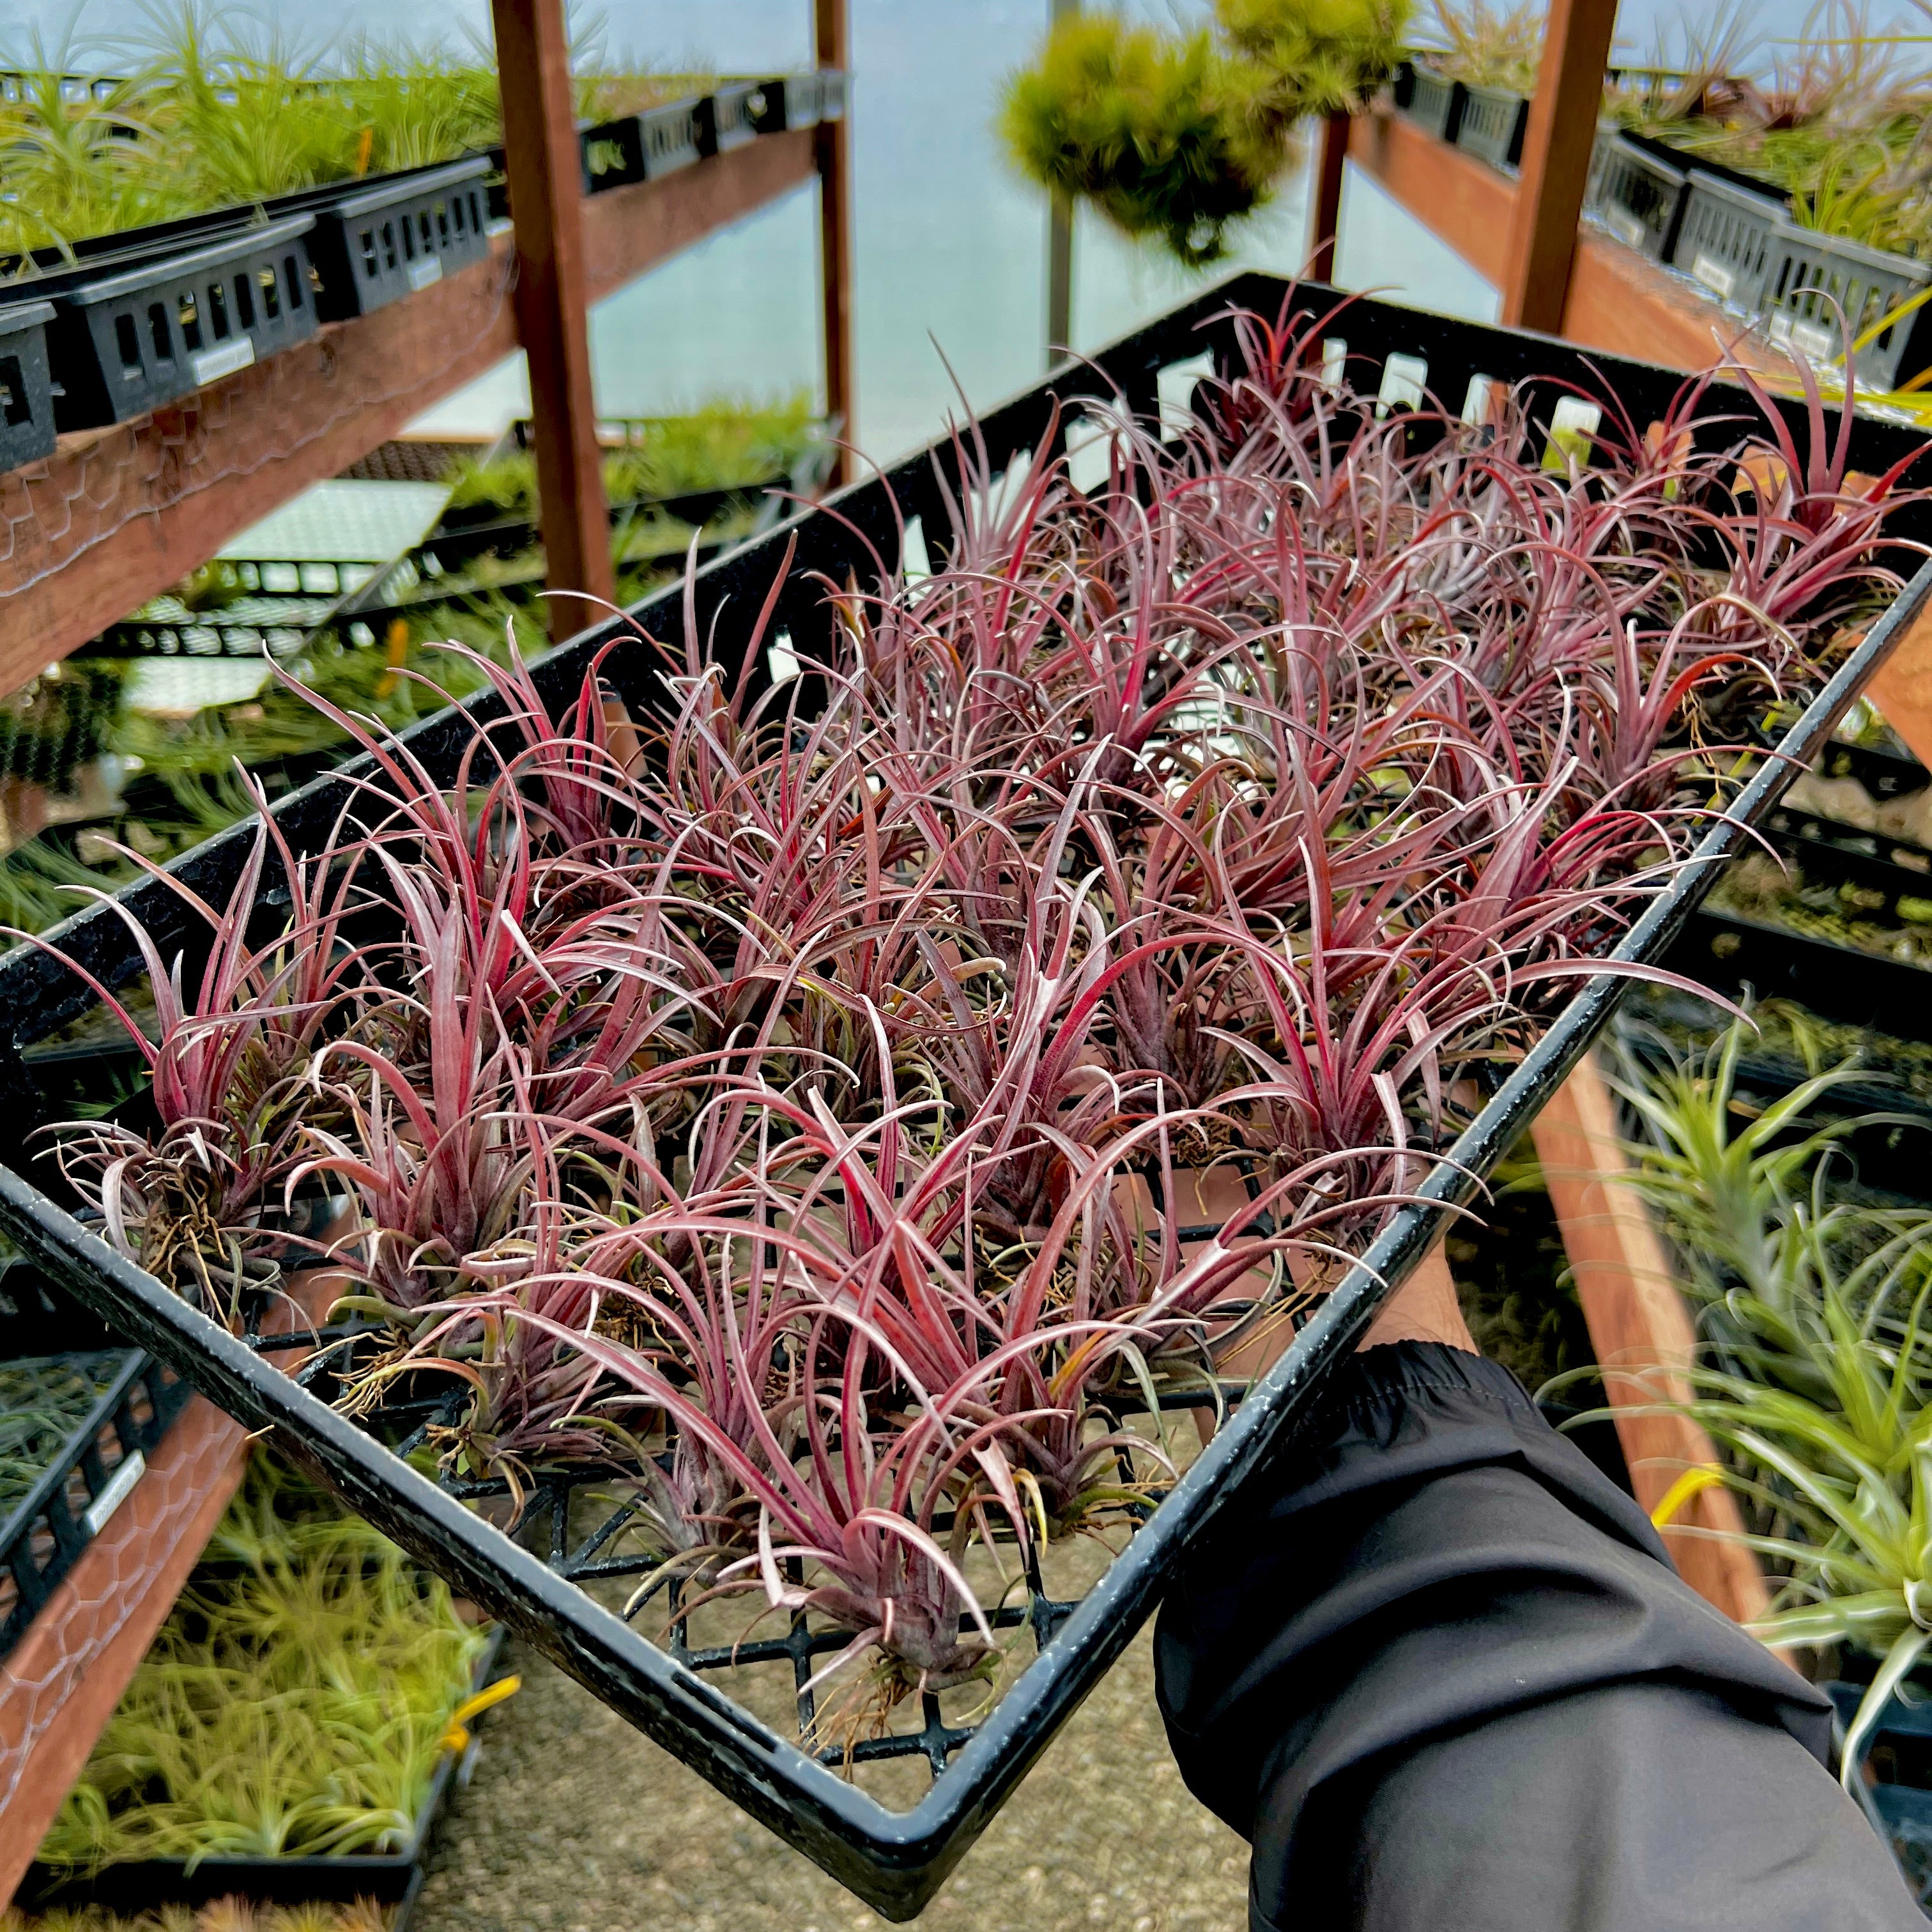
xmin=0 ymin=273 xmax=1926 ymax=1917
xmin=32 ymin=215 xmax=319 ymax=430
xmin=0 ymin=1264 xmax=192 ymax=1660
xmin=20 ymin=1625 xmax=507 ymax=1924
xmin=1392 ymin=61 xmax=1463 ymax=142
xmin=1586 ymin=126 xmax=1690 ymax=261
xmin=1454 ymin=84 xmax=1528 ymax=172
xmin=0 ymin=299 xmax=56 ymax=476
xmin=1825 ymin=1681 xmax=1932 ymax=1916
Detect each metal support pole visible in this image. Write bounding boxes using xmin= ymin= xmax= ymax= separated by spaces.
xmin=1305 ymin=110 xmax=1350 ymax=284
xmin=1045 ymin=0 xmax=1078 ymax=367
xmin=815 ymin=0 xmax=855 ymax=486
xmin=1499 ymin=0 xmax=1616 ymax=333
xmin=491 ymin=0 xmax=613 ymax=634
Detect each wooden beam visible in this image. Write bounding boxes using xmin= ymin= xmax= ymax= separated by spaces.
xmin=1500 ymin=0 xmax=1616 ymax=331
xmin=815 ymin=0 xmax=855 ymax=485
xmin=1529 ymin=1055 xmax=1772 ymax=1629
xmin=1346 ymin=109 xmax=1792 ymax=378
xmin=1305 ymin=111 xmax=1351 ymax=284
xmin=0 ymin=135 xmax=817 ymax=683
xmin=1868 ymin=600 xmax=1932 ymax=771
xmin=491 ymin=0 xmax=613 ymax=636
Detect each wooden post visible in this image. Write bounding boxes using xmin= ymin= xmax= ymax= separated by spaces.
xmin=491 ymin=0 xmax=613 ymax=635
xmin=1499 ymin=0 xmax=1616 ymax=333
xmin=1305 ymin=110 xmax=1350 ymax=284
xmin=815 ymin=0 xmax=855 ymax=486
xmin=1869 ymin=601 xmax=1932 ymax=771
xmin=1045 ymin=0 xmax=1078 ymax=367
xmin=1529 ymin=1055 xmax=1772 ymax=1629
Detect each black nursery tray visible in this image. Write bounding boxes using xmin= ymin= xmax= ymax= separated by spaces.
xmin=0 ymin=273 xmax=1928 ymax=1918
xmin=0 ymin=298 xmax=57 ymax=474
xmin=24 ymin=214 xmax=319 ymax=429
xmin=282 ymin=157 xmax=493 ymax=319
xmin=22 ymin=1626 xmax=509 ymax=1928
xmin=0 ymin=1261 xmax=192 ymax=1659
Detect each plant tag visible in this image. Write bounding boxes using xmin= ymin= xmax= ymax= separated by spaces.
xmin=1157 ymin=353 xmax=1215 ymax=440
xmin=1790 ymin=318 xmax=1836 ymax=362
xmin=82 ymin=1449 xmax=145 ymax=1537
xmin=408 ymin=256 xmax=444 ymax=291
xmin=1690 ymin=252 xmax=1736 ymax=302
xmin=1064 ymin=411 xmax=1112 ymax=494
xmin=1376 ymin=353 xmax=1427 ymax=418
xmin=767 ymin=629 xmax=800 ymax=685
xmin=192 ymin=338 xmax=256 ymax=385
xmin=1460 ymin=373 xmax=1501 ymax=425
xmin=1320 ymin=338 xmax=1347 ymax=392
xmin=1542 ymin=397 xmax=1602 ymax=473
xmin=1606 ymin=204 xmax=1646 ymax=250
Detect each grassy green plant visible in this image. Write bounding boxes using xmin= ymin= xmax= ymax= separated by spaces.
xmin=36 ymin=1453 xmax=491 ymax=1872
xmin=442 ymin=395 xmax=822 ymax=520
xmin=1410 ymin=0 xmax=1544 ymax=94
xmin=0 ymin=1 xmax=675 ymax=256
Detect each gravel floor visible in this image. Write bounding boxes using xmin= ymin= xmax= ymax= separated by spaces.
xmin=414 ymin=1626 xmax=1248 ymax=1932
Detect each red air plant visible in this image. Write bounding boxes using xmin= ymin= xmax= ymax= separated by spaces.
xmin=31 ymin=287 xmax=1921 ymax=1719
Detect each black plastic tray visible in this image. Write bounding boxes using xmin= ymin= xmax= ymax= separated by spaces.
xmin=699 ymin=81 xmax=760 ymax=156
xmin=1586 ymin=124 xmax=1689 ymax=261
xmin=1455 ymin=83 xmax=1528 ymax=171
xmin=1393 ymin=60 xmax=1464 ymax=142
xmin=0 ymin=298 xmax=57 ymax=474
xmin=1759 ymin=221 xmax=1932 ymax=393
xmin=580 ymin=96 xmax=705 ymax=192
xmin=1673 ymin=169 xmax=1788 ymax=315
xmin=1 ymin=1262 xmax=192 ymax=1660
xmin=294 ymin=158 xmax=493 ymax=319
xmin=22 ymin=1625 xmax=508 ymax=1924
xmin=1826 ymin=1682 xmax=1932 ymax=1915
xmin=0 ymin=272 xmax=1926 ymax=1916
xmin=29 ymin=214 xmax=319 ymax=429
xmin=746 ymin=72 xmax=825 ymax=134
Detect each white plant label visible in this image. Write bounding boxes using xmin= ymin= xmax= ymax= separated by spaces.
xmin=82 ymin=1449 xmax=146 ymax=1537
xmin=192 ymin=338 xmax=256 ymax=385
xmin=408 ymin=256 xmax=444 ymax=291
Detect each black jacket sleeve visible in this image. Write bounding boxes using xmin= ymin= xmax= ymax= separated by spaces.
xmin=1154 ymin=1340 xmax=1920 ymax=1932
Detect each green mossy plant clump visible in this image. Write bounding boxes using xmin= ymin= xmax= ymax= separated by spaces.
xmin=1000 ymin=0 xmax=1408 ymax=266
xmin=35 ymin=1454 xmax=492 ymax=1873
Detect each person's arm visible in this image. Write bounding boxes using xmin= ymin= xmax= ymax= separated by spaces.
xmin=1155 ymin=1248 xmax=1919 ymax=1932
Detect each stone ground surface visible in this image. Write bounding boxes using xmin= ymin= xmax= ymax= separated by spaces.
xmin=413 ymin=1627 xmax=1248 ymax=1932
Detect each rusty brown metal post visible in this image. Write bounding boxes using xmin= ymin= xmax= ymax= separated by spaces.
xmin=1499 ymin=0 xmax=1616 ymax=333
xmin=815 ymin=0 xmax=855 ymax=485
xmin=491 ymin=0 xmax=613 ymax=633
xmin=1305 ymin=111 xmax=1350 ymax=283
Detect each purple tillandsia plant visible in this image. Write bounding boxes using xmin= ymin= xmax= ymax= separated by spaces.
xmin=27 ymin=282 xmax=1925 ymax=1736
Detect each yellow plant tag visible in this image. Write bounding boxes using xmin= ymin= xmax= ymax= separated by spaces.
xmin=441 ymin=1672 xmax=522 ymax=1754
xmin=1650 ymin=1465 xmax=1725 ymax=1528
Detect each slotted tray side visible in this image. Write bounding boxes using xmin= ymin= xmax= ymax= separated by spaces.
xmin=0 ymin=272 xmax=1926 ymax=1917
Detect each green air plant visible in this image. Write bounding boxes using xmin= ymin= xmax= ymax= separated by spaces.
xmin=999 ymin=13 xmax=1287 ymax=267
xmin=1604 ymin=1011 xmax=1932 ymax=1784
xmin=36 ymin=1452 xmax=492 ymax=1873
xmin=1606 ymin=1014 xmax=1912 ymax=1322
